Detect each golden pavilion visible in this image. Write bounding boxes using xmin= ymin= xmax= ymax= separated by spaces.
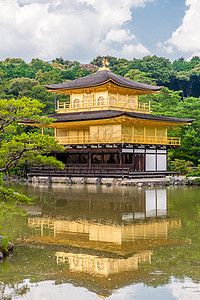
xmin=23 ymin=62 xmax=194 ymax=177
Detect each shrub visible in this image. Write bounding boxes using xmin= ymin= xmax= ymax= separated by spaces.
xmin=0 ymin=236 xmax=9 ymax=253
xmin=170 ymin=159 xmax=193 ymax=175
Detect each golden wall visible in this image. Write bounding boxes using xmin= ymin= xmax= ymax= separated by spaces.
xmin=69 ymin=90 xmax=139 ymax=109
xmin=90 ymin=124 xmax=121 ymax=143
xmin=56 ymin=123 xmax=168 ymax=144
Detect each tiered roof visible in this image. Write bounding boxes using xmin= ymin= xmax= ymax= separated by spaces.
xmin=44 ymin=110 xmax=194 ymax=124
xmin=21 ymin=110 xmax=194 ymax=125
xmin=44 ymin=69 xmax=163 ymax=93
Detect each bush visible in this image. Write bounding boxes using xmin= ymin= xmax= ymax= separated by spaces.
xmin=170 ymin=159 xmax=193 ymax=175
xmin=0 ymin=236 xmax=9 ymax=253
xmin=186 ymin=163 xmax=200 ymax=177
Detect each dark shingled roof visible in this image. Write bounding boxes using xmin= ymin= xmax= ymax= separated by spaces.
xmin=40 ymin=110 xmax=194 ymax=124
xmin=44 ymin=70 xmax=163 ymax=92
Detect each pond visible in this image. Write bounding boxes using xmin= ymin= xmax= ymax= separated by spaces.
xmin=0 ymin=184 xmax=200 ymax=299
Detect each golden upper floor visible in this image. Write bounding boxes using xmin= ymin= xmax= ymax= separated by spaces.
xmin=56 ymin=88 xmax=150 ymax=113
xmin=45 ymin=69 xmax=163 ymax=114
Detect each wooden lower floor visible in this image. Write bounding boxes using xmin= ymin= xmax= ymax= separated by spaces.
xmin=28 ymin=144 xmax=177 ymax=178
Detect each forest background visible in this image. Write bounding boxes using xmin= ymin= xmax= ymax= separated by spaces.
xmin=1 ymin=54 xmax=200 ymax=174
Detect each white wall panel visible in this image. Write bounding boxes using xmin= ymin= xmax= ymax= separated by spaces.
xmin=157 ymin=155 xmax=167 ymax=171
xmin=146 ymin=154 xmax=156 ymax=171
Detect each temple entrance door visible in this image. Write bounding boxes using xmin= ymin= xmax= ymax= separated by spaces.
xmin=134 ymin=154 xmax=145 ymax=171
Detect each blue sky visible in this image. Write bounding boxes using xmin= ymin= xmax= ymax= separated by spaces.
xmin=131 ymin=0 xmax=187 ymax=59
xmin=0 ymin=0 xmax=199 ymax=63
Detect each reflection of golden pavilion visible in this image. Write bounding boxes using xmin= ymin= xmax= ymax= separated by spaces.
xmin=26 ymin=189 xmax=181 ymax=255
xmin=24 ymin=188 xmax=185 ymax=299
xmin=27 ymin=217 xmax=181 ymax=255
xmin=56 ymin=250 xmax=152 ymax=276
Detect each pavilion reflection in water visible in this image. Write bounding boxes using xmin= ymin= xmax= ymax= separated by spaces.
xmin=56 ymin=251 xmax=152 ymax=276
xmin=27 ymin=188 xmax=181 ymax=269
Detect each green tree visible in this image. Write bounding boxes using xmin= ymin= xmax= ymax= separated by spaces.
xmin=6 ymin=77 xmax=38 ymax=97
xmin=124 ymin=69 xmax=157 ymax=85
xmin=0 ymin=97 xmax=64 ymax=202
xmin=139 ymin=55 xmax=172 ymax=85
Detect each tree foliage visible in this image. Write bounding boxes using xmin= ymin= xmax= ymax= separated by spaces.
xmin=0 ymin=97 xmax=64 ymax=173
xmin=169 ymin=159 xmax=193 ymax=175
xmin=0 ymin=97 xmax=65 ymax=203
xmin=0 ymin=187 xmax=30 ymax=203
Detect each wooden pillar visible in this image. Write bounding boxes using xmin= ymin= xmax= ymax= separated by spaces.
xmin=89 ymin=151 xmax=92 ymax=169
xmin=132 ymin=153 xmax=135 ymax=170
xmin=120 ymin=149 xmax=122 ymax=168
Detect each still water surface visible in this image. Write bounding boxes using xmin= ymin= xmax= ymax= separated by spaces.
xmin=0 ymin=184 xmax=200 ymax=299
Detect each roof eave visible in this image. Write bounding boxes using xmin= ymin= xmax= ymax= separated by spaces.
xmin=44 ymin=79 xmax=163 ymax=94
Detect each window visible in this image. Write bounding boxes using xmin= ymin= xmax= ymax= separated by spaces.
xmin=74 ymin=98 xmax=81 ymax=108
xmin=97 ymin=96 xmax=104 ymax=106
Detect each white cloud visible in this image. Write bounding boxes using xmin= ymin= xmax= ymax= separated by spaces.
xmin=105 ymin=29 xmax=135 ymax=43
xmin=162 ymin=0 xmax=200 ymax=57
xmin=119 ymin=43 xmax=150 ymax=59
xmin=157 ymin=42 xmax=173 ymax=54
xmin=0 ymin=0 xmax=153 ymax=62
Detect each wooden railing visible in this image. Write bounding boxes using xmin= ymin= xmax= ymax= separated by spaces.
xmin=28 ymin=166 xmax=180 ymax=178
xmin=57 ymin=98 xmax=150 ymax=112
xmin=56 ymin=135 xmax=181 ymax=146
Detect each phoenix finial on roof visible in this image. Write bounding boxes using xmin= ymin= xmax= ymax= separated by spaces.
xmin=102 ymin=58 xmax=109 ymax=66
xmin=99 ymin=58 xmax=110 ymax=71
